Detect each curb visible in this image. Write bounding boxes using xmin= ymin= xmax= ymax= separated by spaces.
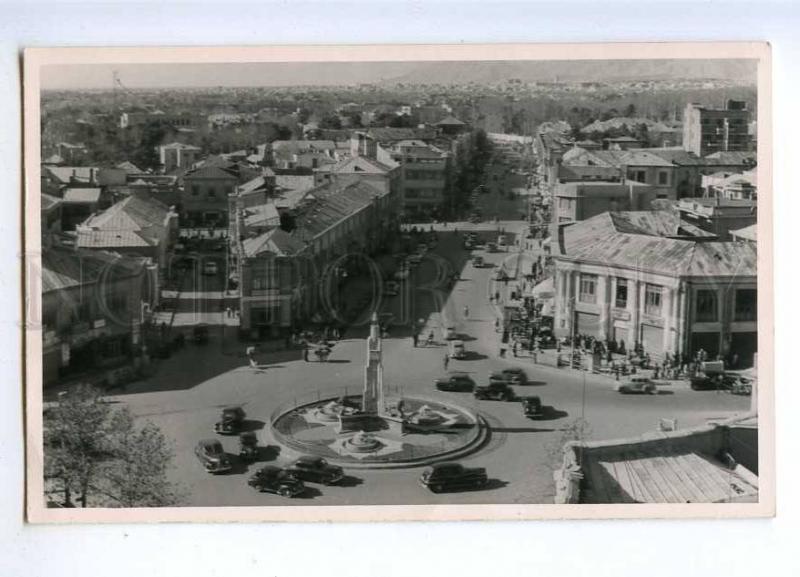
xmin=268 ymin=396 xmax=491 ymax=470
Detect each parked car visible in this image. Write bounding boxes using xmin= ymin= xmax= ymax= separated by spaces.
xmin=521 ymin=396 xmax=544 ymax=418
xmin=248 ymin=466 xmax=306 ymax=497
xmin=499 ymin=366 xmax=528 ymax=385
xmin=238 ymin=431 xmax=259 ymax=462
xmin=488 ymin=370 xmax=512 ymax=386
xmin=497 ymin=235 xmax=507 ymax=247
xmin=419 ymin=462 xmax=488 ymax=493
xmin=285 ymin=456 xmax=344 ymax=485
xmin=444 ymin=326 xmax=458 ymax=340
xmin=614 ymin=376 xmax=657 ymax=394
xmin=194 ymin=439 xmax=232 ymax=474
xmin=486 ymin=242 xmax=498 ymax=253
xmin=214 ymin=406 xmax=246 ymax=435
xmin=474 ymin=381 xmax=515 ymax=401
xmin=202 ymin=261 xmax=219 ymax=276
xmin=434 ymin=372 xmax=476 ymax=392
xmin=472 ymin=255 xmax=485 ymax=268
xmin=383 ymin=280 xmax=400 ymax=296
xmin=448 ymin=339 xmax=467 ymax=359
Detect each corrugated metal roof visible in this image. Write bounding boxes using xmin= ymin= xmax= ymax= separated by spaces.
xmin=242 ymin=228 xmax=306 ymax=258
xmin=559 ymin=212 xmax=756 ymax=278
xmin=42 ymin=245 xmax=145 ymax=293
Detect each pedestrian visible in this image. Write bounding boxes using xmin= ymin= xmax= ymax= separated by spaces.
xmin=443 ymin=354 xmax=450 ymax=371
xmin=494 ymin=290 xmax=500 ymax=303
xmin=303 ymin=347 xmax=309 ymax=362
xmin=499 ymin=344 xmax=507 ymax=358
xmin=513 ymin=341 xmax=519 ymax=357
xmin=246 ymin=345 xmax=257 ymax=368
xmin=412 ymin=332 xmax=419 ymax=348
xmin=463 ymin=305 xmax=470 ymax=319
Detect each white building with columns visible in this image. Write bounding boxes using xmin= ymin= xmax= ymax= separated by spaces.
xmin=551 ymin=211 xmax=757 ymax=367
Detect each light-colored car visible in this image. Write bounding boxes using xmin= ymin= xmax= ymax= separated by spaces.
xmin=443 ymin=326 xmax=458 ymax=340
xmin=202 ymin=261 xmax=219 ymax=276
xmin=448 ymin=340 xmax=467 ymax=359
xmin=472 ymin=255 xmax=484 ymax=268
xmin=614 ymin=376 xmax=657 ymax=394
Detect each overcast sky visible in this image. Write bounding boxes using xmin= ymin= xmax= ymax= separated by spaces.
xmin=41 ymin=59 xmax=758 ymax=90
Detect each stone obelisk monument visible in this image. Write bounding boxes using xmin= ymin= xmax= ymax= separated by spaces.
xmin=362 ymin=312 xmax=384 ymax=414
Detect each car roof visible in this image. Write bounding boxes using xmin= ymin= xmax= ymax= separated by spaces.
xmin=199 ymin=438 xmax=222 ymax=448
xmin=257 ymin=465 xmax=282 ymax=475
xmin=296 ymin=455 xmax=322 ymax=464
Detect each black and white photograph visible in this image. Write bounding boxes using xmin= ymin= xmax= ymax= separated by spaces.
xmin=22 ymin=43 xmax=773 ymax=522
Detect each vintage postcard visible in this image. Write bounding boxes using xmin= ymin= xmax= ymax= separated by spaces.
xmin=23 ymin=42 xmax=773 ymax=523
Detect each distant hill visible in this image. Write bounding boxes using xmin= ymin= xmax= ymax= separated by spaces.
xmin=380 ymin=59 xmax=757 ymax=86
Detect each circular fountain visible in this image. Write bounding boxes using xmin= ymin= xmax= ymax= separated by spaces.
xmin=343 ymin=430 xmax=383 ymax=453
xmin=270 ymin=313 xmax=489 ymax=468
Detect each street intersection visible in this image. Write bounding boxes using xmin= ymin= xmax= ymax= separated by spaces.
xmin=102 ymin=225 xmax=751 ymax=506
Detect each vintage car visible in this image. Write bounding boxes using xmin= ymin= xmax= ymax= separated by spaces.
xmin=194 ymin=439 xmax=232 ymax=474
xmin=247 ymin=466 xmax=306 ymax=498
xmin=238 ymin=431 xmax=259 ymax=462
xmin=486 ymin=242 xmax=498 ymax=253
xmin=614 ymin=376 xmax=657 ymax=394
xmin=443 ymin=326 xmax=458 ymax=341
xmin=419 ymin=462 xmax=488 ymax=493
xmin=448 ymin=340 xmax=467 ymax=359
xmin=285 ymin=456 xmax=344 ymax=485
xmin=520 ymin=396 xmax=544 ymax=418
xmin=474 ymin=381 xmax=515 ymax=401
xmin=472 ymin=255 xmax=485 ymax=268
xmin=434 ymin=372 xmax=476 ymax=392
xmin=214 ymin=406 xmax=246 ymax=435
xmin=493 ymin=366 xmax=527 ymax=385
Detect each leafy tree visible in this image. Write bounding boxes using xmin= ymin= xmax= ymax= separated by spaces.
xmin=623 ymin=103 xmax=637 ymax=117
xmin=104 ymin=409 xmax=183 ymax=507
xmin=44 ymin=384 xmax=182 ymax=508
xmin=319 ymin=114 xmax=342 ymax=130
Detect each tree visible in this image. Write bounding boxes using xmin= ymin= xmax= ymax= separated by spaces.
xmin=44 ymin=384 xmax=182 ymax=508
xmin=319 ymin=114 xmax=342 ymax=130
xmin=104 ymin=409 xmax=183 ymax=507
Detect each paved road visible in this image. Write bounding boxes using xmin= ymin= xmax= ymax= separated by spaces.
xmin=108 ymin=227 xmax=751 ymax=506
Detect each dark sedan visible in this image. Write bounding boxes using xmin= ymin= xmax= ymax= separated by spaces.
xmin=248 ymin=466 xmax=306 ymax=498
xmin=286 ymin=456 xmax=344 ymax=485
xmin=434 ymin=373 xmax=476 ymax=392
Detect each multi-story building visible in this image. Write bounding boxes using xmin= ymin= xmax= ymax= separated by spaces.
xmin=386 ymin=139 xmax=450 ymax=218
xmin=683 ymin=100 xmax=751 ymax=157
xmin=158 ymin=142 xmax=201 ymax=173
xmin=553 ymin=181 xmax=663 ymax=224
xmin=40 ymin=239 xmax=155 ymax=386
xmin=552 ymin=211 xmax=757 ymax=367
xmin=235 ymin=179 xmax=397 ymax=339
xmin=180 ymin=159 xmax=260 ymax=227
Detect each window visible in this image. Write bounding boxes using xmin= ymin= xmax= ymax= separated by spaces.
xmin=644 ymin=284 xmax=662 ymax=315
xmin=207 ymin=187 xmax=216 ymax=198
xmin=579 ymin=273 xmax=597 ymax=304
xmin=657 ymin=170 xmax=669 ymax=185
xmin=695 ymin=289 xmax=717 ymax=322
xmin=734 ymin=289 xmax=757 ymax=321
xmin=615 ymin=278 xmax=628 ymax=308
xmin=191 ymin=185 xmax=200 ymax=196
